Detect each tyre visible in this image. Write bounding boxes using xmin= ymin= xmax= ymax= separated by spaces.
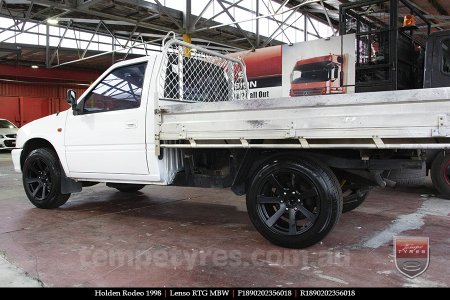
xmin=342 ymin=185 xmax=370 ymax=213
xmin=430 ymin=151 xmax=450 ymax=199
xmin=107 ymin=183 xmax=146 ymax=193
xmin=384 ymin=165 xmax=426 ymax=186
xmin=246 ymin=158 xmax=342 ymax=249
xmin=22 ymin=148 xmax=70 ymax=209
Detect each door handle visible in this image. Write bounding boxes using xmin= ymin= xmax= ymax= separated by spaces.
xmin=125 ymin=122 xmax=137 ymax=129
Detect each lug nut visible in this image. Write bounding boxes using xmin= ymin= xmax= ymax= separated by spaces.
xmin=292 ymin=191 xmax=295 ymax=194
xmin=280 ymin=200 xmax=283 ymax=203
xmin=285 ymin=208 xmax=289 ymax=211
xmin=294 ymin=207 xmax=298 ymax=211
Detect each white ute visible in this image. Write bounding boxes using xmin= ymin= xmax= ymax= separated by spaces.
xmin=12 ymin=37 xmax=450 ymax=248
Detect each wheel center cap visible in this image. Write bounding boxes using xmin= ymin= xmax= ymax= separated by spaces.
xmin=285 ymin=192 xmax=299 ymax=208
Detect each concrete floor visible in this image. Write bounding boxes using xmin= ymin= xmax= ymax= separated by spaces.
xmin=0 ymin=255 xmax=41 ymax=287
xmin=0 ymin=151 xmax=449 ymax=287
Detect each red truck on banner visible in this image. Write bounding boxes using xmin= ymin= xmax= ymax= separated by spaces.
xmin=289 ymin=54 xmax=345 ymax=96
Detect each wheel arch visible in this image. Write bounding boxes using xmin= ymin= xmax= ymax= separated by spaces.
xmin=21 ymin=138 xmax=57 ymax=171
xmin=20 ymin=138 xmax=82 ymax=194
xmin=231 ymin=150 xmax=323 ymax=196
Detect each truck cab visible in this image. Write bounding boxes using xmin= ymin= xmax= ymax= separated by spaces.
xmin=12 ymin=56 xmax=163 ymax=187
xmin=11 ymin=38 xmax=248 ymax=207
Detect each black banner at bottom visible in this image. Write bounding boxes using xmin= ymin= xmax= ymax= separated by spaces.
xmin=1 ymin=288 xmax=443 ymax=297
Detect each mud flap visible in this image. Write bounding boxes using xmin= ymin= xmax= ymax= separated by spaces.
xmin=60 ymin=163 xmax=82 ymax=194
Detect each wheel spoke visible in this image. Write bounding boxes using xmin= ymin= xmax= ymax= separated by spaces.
xmin=265 ymin=203 xmax=287 ymax=227
xmin=257 ymin=195 xmax=280 ymax=204
xmin=26 ymin=178 xmax=40 ymax=184
xmin=299 ymin=188 xmax=318 ymax=200
xmin=41 ymin=183 xmax=47 ymax=199
xmin=289 ymin=209 xmax=297 ymax=234
xmin=296 ymin=205 xmax=316 ymax=222
xmin=269 ymin=174 xmax=285 ymax=194
xmin=32 ymin=182 xmax=43 ymax=197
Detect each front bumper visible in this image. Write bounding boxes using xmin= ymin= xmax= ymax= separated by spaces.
xmin=11 ymin=149 xmax=22 ymax=173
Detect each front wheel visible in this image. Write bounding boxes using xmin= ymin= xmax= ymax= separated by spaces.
xmin=246 ymin=158 xmax=342 ymax=249
xmin=430 ymin=151 xmax=450 ymax=199
xmin=22 ymin=148 xmax=70 ymax=209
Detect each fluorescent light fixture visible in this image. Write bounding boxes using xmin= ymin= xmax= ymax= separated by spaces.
xmin=47 ymin=18 xmax=59 ymax=25
xmin=31 ymin=65 xmax=39 ymax=69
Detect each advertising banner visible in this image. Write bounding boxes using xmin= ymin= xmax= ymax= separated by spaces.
xmin=233 ymin=34 xmax=356 ymax=99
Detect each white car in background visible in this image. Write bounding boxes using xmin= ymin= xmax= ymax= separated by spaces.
xmin=0 ymin=119 xmax=18 ymax=150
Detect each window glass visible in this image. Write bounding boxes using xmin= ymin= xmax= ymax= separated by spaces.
xmin=0 ymin=120 xmax=16 ymax=128
xmin=83 ymin=62 xmax=147 ymax=113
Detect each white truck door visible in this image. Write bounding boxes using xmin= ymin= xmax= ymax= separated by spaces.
xmin=65 ymin=61 xmax=149 ymax=175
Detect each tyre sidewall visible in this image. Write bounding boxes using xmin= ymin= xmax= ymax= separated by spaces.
xmin=342 ymin=190 xmax=369 ymax=213
xmin=431 ymin=152 xmax=450 ymax=199
xmin=108 ymin=183 xmax=145 ymax=193
xmin=247 ymin=159 xmax=341 ymax=248
xmin=117 ymin=185 xmax=145 ymax=193
xmin=22 ymin=148 xmax=66 ymax=208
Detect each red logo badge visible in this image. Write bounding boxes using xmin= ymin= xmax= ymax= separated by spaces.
xmin=394 ymin=236 xmax=429 ymax=278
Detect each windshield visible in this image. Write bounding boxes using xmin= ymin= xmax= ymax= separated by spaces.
xmin=0 ymin=120 xmax=16 ymax=129
xmin=292 ymin=61 xmax=333 ymax=83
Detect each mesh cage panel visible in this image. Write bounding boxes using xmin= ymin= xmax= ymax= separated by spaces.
xmin=159 ymin=40 xmax=248 ymax=102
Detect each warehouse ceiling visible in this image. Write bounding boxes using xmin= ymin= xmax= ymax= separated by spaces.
xmin=0 ymin=0 xmax=448 ymax=70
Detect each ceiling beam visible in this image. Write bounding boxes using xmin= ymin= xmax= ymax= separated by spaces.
xmin=216 ymin=0 xmax=255 ymax=48
xmin=58 ymin=18 xmax=135 ymax=25
xmin=5 ymin=0 xmax=182 ymax=33
xmin=77 ymin=0 xmax=104 ymax=9
xmin=190 ymin=0 xmax=213 ymax=31
xmin=154 ymin=0 xmax=182 ymax=30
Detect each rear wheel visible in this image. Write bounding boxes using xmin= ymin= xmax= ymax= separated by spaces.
xmin=107 ymin=183 xmax=146 ymax=193
xmin=384 ymin=165 xmax=426 ymax=186
xmin=246 ymin=158 xmax=342 ymax=249
xmin=22 ymin=148 xmax=70 ymax=209
xmin=342 ymin=184 xmax=370 ymax=213
xmin=430 ymin=151 xmax=450 ymax=199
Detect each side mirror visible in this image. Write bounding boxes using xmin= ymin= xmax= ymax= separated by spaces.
xmin=66 ymin=89 xmax=78 ymax=111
